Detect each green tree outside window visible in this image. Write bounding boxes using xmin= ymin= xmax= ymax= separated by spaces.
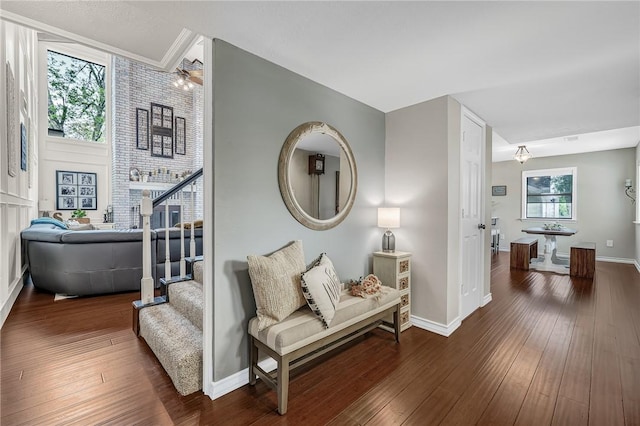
xmin=47 ymin=50 xmax=106 ymax=142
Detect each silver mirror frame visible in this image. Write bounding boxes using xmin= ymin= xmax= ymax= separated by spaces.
xmin=278 ymin=121 xmax=358 ymax=231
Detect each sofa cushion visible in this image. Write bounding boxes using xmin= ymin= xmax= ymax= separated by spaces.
xmin=249 ymin=288 xmax=400 ymax=355
xmin=247 ymin=240 xmax=307 ymax=331
xmin=60 ymin=229 xmax=149 ymax=243
xmin=301 ymin=253 xmax=341 ymax=328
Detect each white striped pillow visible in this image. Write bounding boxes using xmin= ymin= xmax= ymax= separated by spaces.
xmin=300 ymin=253 xmax=341 ymax=328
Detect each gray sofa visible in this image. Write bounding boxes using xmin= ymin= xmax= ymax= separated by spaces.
xmin=21 ymin=223 xmax=202 ymax=296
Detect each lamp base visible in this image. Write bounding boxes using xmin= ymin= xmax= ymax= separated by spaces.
xmin=382 ymin=230 xmax=396 ymax=253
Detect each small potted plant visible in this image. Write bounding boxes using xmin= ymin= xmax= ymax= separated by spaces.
xmin=71 ymin=208 xmax=90 ymax=224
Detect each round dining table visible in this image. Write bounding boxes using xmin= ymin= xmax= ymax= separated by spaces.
xmin=521 ymin=226 xmax=577 ymax=274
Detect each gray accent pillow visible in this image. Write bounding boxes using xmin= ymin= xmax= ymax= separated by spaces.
xmin=301 ymin=253 xmax=341 ymax=328
xmin=247 ymin=240 xmax=307 ymax=331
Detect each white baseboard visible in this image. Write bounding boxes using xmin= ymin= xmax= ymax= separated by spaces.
xmin=1 ymin=272 xmax=24 ymax=328
xmin=410 ymin=314 xmax=461 ymax=337
xmin=635 ymin=260 xmax=640 ymax=274
xmin=481 ymin=293 xmax=492 ymax=307
xmin=206 ymin=358 xmax=277 ymax=400
xmin=596 ymin=256 xmax=635 ymax=264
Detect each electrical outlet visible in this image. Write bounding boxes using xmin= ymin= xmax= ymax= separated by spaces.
xmin=606 ymin=240 xmax=614 ymax=248
xmin=500 ymin=234 xmax=505 ymax=240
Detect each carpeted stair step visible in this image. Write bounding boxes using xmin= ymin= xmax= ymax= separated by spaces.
xmin=139 ymin=303 xmax=202 ymax=395
xmin=168 ymin=280 xmax=203 ymax=330
xmin=192 ymin=260 xmax=203 ymax=284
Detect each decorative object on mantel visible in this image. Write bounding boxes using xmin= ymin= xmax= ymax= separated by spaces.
xmin=514 ymin=145 xmax=532 ymax=164
xmin=6 ymin=62 xmax=17 ymax=177
xmin=103 ymin=204 xmax=114 ymax=223
xmin=150 ymin=103 xmax=174 ymax=158
xmin=378 ymin=207 xmax=400 ymax=253
xmin=624 ymin=179 xmax=636 ymax=204
xmin=175 ymin=116 xmax=186 ymax=155
xmin=136 ymin=108 xmax=149 ymax=150
xmin=492 ymin=185 xmax=507 ymax=196
xmin=56 ymin=170 xmax=97 ymax=210
xmin=129 ymin=167 xmax=141 ymax=182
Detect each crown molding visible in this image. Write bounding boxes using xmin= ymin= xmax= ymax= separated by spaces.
xmin=160 ymin=28 xmax=200 ymax=71
xmin=0 ymin=9 xmax=195 ymax=72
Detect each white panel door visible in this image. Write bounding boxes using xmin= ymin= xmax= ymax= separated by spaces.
xmin=460 ymin=110 xmax=485 ymax=320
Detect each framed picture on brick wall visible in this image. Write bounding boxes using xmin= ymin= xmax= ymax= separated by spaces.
xmin=136 ymin=108 xmax=149 ymax=150
xmin=150 ymin=103 xmax=173 ymax=158
xmin=175 ymin=116 xmax=186 ymax=155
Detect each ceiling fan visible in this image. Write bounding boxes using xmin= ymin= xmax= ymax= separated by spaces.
xmin=174 ymin=61 xmax=203 ymax=89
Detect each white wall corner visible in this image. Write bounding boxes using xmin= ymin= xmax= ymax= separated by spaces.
xmin=205 ymin=358 xmax=277 ymax=400
xmin=1 ymin=275 xmax=25 ymax=328
xmin=410 ymin=314 xmax=461 ymax=337
xmin=481 ymin=293 xmax=492 ymax=307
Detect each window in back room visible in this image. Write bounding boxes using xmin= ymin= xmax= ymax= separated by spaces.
xmin=522 ymin=167 xmax=577 ymax=220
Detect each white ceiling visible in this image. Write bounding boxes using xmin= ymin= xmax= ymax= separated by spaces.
xmin=1 ymin=1 xmax=638 ymax=157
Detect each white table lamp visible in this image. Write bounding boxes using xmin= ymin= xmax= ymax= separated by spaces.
xmin=39 ymin=198 xmax=55 ymax=217
xmin=378 ymin=207 xmax=400 ymax=253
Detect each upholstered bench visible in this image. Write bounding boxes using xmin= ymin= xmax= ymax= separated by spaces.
xmin=248 ymin=287 xmax=401 ymax=415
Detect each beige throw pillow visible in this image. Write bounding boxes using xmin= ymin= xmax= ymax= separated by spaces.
xmin=301 ymin=253 xmax=342 ymax=328
xmin=247 ymin=240 xmax=307 ymax=331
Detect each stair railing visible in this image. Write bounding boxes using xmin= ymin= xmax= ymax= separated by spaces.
xmin=133 ymin=168 xmax=203 ymax=333
xmin=151 ymin=168 xmax=203 ymax=286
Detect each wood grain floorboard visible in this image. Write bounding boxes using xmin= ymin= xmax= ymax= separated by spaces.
xmin=2 ymin=253 xmax=639 ymax=425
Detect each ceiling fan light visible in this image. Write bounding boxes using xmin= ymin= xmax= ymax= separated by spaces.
xmin=187 ymin=81 xmax=194 ymax=89
xmin=177 ymin=77 xmax=185 ymax=85
xmin=173 ymin=81 xmax=179 ymax=87
xmin=182 ymin=84 xmax=189 ymax=91
xmin=514 ymin=145 xmax=531 ymax=164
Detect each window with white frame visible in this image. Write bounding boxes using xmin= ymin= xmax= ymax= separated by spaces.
xmin=522 ymin=167 xmax=577 ymax=220
xmin=46 ymin=48 xmax=107 ymax=143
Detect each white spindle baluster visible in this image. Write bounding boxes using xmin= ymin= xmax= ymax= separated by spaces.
xmin=140 ymin=190 xmax=154 ymax=304
xmin=190 ymin=181 xmax=196 ymax=259
xmin=164 ymin=201 xmax=171 ymax=281
xmin=179 ymin=189 xmax=186 ymax=278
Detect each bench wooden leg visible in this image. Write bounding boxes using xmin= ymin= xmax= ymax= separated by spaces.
xmin=277 ymin=355 xmax=291 ymax=415
xmin=249 ymin=335 xmax=258 ymax=386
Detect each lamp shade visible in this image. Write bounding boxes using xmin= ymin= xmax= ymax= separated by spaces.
xmin=39 ymin=198 xmax=55 ymax=212
xmin=378 ymin=208 xmax=400 ymax=229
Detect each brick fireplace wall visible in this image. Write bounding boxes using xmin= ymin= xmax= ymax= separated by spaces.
xmin=112 ymin=57 xmax=203 ymax=229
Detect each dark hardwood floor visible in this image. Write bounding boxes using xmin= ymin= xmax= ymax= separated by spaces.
xmin=2 ymin=252 xmax=639 ymax=425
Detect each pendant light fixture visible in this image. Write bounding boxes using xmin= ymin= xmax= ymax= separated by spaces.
xmin=514 ymin=145 xmax=531 ymax=164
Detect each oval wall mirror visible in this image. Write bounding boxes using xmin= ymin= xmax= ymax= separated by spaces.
xmin=278 ymin=122 xmax=358 ymax=230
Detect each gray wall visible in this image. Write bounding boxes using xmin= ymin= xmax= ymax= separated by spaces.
xmin=211 ymin=40 xmax=385 ymax=380
xmin=492 ymin=148 xmax=636 ymax=259
xmin=385 ymin=96 xmax=494 ymax=328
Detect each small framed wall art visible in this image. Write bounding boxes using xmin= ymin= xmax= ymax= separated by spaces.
xmin=175 ymin=116 xmax=186 ymax=155
xmin=492 ymin=185 xmax=507 ymax=196
xmin=136 ymin=108 xmax=149 ymax=150
xmin=56 ymin=170 xmax=98 ymax=210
